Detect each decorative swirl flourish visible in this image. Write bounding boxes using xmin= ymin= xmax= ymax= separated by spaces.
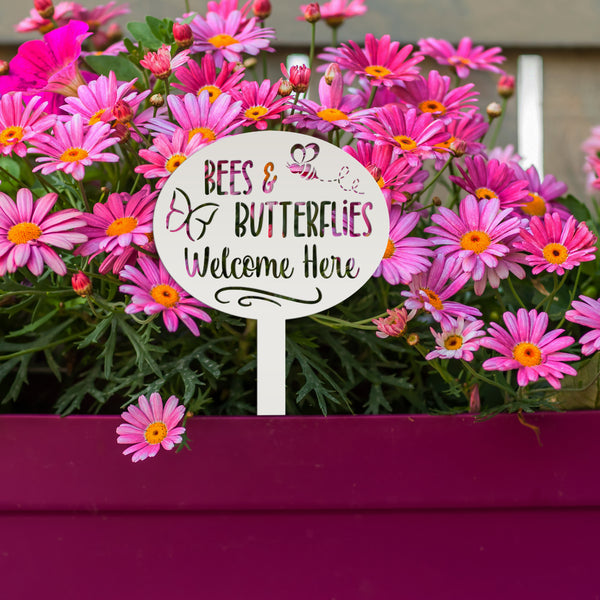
xmin=215 ymin=286 xmax=323 ymax=308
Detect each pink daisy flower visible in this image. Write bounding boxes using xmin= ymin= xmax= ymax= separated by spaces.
xmin=173 ymin=53 xmax=245 ymax=101
xmin=373 ymin=207 xmax=433 ymax=285
xmin=189 ymin=10 xmax=275 ymax=67
xmin=119 ymin=256 xmax=211 ymax=336
xmin=0 ymin=20 xmax=91 ymax=98
xmin=0 ymin=188 xmax=86 ymax=277
xmin=237 ymin=79 xmax=290 ymax=130
xmin=140 ymin=44 xmax=190 ymax=80
xmin=481 ymin=308 xmax=579 ymax=389
xmin=515 ymin=212 xmax=597 ymax=276
xmin=0 ymin=92 xmax=56 ymax=158
xmin=15 ymin=1 xmax=76 ymax=33
xmin=449 ymin=155 xmax=529 ymax=210
xmin=425 ymin=195 xmax=525 ymax=295
xmin=437 ymin=109 xmax=488 ymax=158
xmin=284 ymin=72 xmax=365 ymax=134
xmin=402 ymin=256 xmax=482 ymax=327
xmin=206 ymin=0 xmax=253 ymax=20
xmin=565 ymin=295 xmax=600 ymax=356
xmin=30 ymin=113 xmax=119 ymax=181
xmin=74 ymin=185 xmax=157 ymax=269
xmin=425 ymin=316 xmax=485 ymax=361
xmin=300 ymin=0 xmax=367 ymax=27
xmin=343 ymin=141 xmax=424 ymax=207
xmin=71 ymin=1 xmax=130 ymax=32
xmin=393 ymin=70 xmax=478 ymax=123
xmin=417 ymin=37 xmax=505 ymax=79
xmin=325 ymin=34 xmax=423 ymax=88
xmin=116 ymin=393 xmax=186 ymax=463
xmin=357 ymin=106 xmax=450 ymax=167
xmin=373 ymin=307 xmax=412 ymax=339
xmin=511 ymin=164 xmax=570 ymax=219
xmin=147 ymin=91 xmax=242 ymax=144
xmin=486 ymin=144 xmax=522 ymax=167
xmin=135 ymin=128 xmax=208 ymax=189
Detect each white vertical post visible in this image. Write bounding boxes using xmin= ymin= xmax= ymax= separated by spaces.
xmin=517 ymin=54 xmax=544 ymax=175
xmin=257 ymin=316 xmax=286 ymax=415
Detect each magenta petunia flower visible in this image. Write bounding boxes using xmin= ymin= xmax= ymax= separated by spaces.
xmin=425 ymin=316 xmax=485 ymax=361
xmin=401 ymin=255 xmax=482 ymax=327
xmin=0 ymin=92 xmax=56 ymax=158
xmin=481 ymin=308 xmax=579 ymax=389
xmin=119 ymin=256 xmax=211 ymax=336
xmin=356 ymin=105 xmax=450 ymax=167
xmin=565 ymin=295 xmax=600 ymax=356
xmin=30 ymin=113 xmax=119 ymax=181
xmin=173 ymin=53 xmax=245 ymax=101
xmin=147 ymin=90 xmax=242 ymax=144
xmin=74 ymin=185 xmax=157 ymax=270
xmin=284 ymin=72 xmax=365 ymax=133
xmin=417 ymin=37 xmax=505 ymax=79
xmin=299 ymin=0 xmax=367 ymax=27
xmin=116 ymin=392 xmax=186 ymax=462
xmin=325 ymin=34 xmax=423 ymax=88
xmin=135 ymin=128 xmax=208 ymax=189
xmin=0 ymin=188 xmax=87 ymax=277
xmin=373 ymin=208 xmax=433 ymax=285
xmin=237 ymin=79 xmax=290 ymax=130
xmin=189 ymin=10 xmax=275 ymax=67
xmin=425 ymin=195 xmax=526 ymax=295
xmin=343 ymin=141 xmax=424 ymax=207
xmin=511 ymin=164 xmax=570 ymax=219
xmin=515 ymin=212 xmax=597 ymax=276
xmin=393 ymin=70 xmax=478 ymax=123
xmin=372 ymin=307 xmax=412 ymax=339
xmin=449 ymin=155 xmax=529 ymax=210
xmin=0 ymin=20 xmax=91 ymax=98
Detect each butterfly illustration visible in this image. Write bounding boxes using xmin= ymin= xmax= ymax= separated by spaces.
xmin=165 ymin=187 xmax=219 ymax=241
xmin=287 ymin=142 xmax=320 ymax=180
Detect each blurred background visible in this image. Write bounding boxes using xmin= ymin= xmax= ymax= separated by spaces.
xmin=1 ymin=0 xmax=598 ymax=200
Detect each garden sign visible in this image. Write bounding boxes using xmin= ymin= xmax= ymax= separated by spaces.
xmin=154 ymin=131 xmax=389 ymax=415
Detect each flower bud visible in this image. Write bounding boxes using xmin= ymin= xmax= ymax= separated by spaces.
xmin=497 ymin=74 xmax=515 ymax=98
xmin=486 ymin=102 xmax=503 ymax=119
xmin=113 ymin=100 xmax=134 ymax=123
xmin=0 ymin=60 xmax=9 ymax=76
xmin=34 ymin=0 xmax=54 ymax=19
xmin=253 ymin=0 xmax=272 ymax=19
xmin=106 ymin=23 xmax=123 ymax=43
xmin=469 ymin=384 xmax=481 ymax=413
xmin=278 ymin=79 xmax=293 ymax=97
xmin=113 ymin=122 xmax=131 ymax=143
xmin=324 ymin=62 xmax=341 ymax=85
xmin=243 ymin=57 xmax=258 ymax=69
xmin=71 ymin=271 xmax=92 ymax=297
xmin=149 ymin=93 xmax=164 ymax=107
xmin=303 ymin=3 xmax=321 ymax=23
xmin=450 ymin=138 xmax=467 ymax=157
xmin=173 ymin=22 xmax=193 ymax=49
xmin=406 ymin=333 xmax=419 ymax=346
xmin=288 ymin=64 xmax=310 ymax=93
xmin=432 ymin=196 xmax=442 ymax=207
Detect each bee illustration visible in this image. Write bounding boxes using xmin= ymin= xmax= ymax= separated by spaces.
xmin=287 ymin=142 xmax=321 ymax=180
xmin=165 ymin=187 xmax=219 ymax=241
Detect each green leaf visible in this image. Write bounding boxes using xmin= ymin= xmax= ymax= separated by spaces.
xmin=77 ymin=315 xmax=113 ymax=349
xmin=117 ymin=317 xmax=163 ymax=377
xmin=558 ymin=194 xmax=592 ymax=223
xmin=6 ymin=307 xmax=59 ymax=338
xmin=145 ymin=16 xmax=174 ymax=43
xmin=126 ymin=21 xmax=164 ymax=50
xmin=100 ymin=317 xmax=118 ymax=379
xmin=85 ymin=54 xmax=143 ymax=81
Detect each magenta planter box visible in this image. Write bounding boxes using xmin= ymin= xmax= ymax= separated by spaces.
xmin=2 ymin=412 xmax=600 ymax=599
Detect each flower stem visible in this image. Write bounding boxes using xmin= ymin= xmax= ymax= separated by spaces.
xmin=78 ymin=179 xmax=90 ymax=212
xmin=488 ymin=97 xmax=508 ymax=148
xmin=460 ymin=359 xmax=515 ymax=396
xmin=308 ymin=23 xmax=317 ymax=74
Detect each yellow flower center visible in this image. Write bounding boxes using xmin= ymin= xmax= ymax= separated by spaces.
xmin=144 ymin=421 xmax=168 ymax=444
xmin=60 ymin=147 xmax=89 ymax=162
xmin=394 ymin=135 xmax=417 ymax=151
xmin=188 ymin=127 xmax=216 ymax=142
xmin=418 ymin=99 xmax=447 ymax=115
xmin=7 ymin=222 xmax=42 ymax=245
xmin=435 ymin=135 xmax=455 ymax=150
xmin=542 ymin=242 xmax=569 ymax=265
xmin=208 ymin=33 xmax=238 ymax=48
xmin=513 ymin=342 xmax=542 ymax=366
xmin=244 ymin=105 xmax=269 ymax=120
xmin=475 ymin=187 xmax=498 ymax=200
xmin=89 ymin=109 xmax=106 ymax=126
xmin=364 ymin=65 xmax=392 ymax=78
xmin=460 ymin=230 xmax=491 ymax=254
xmin=198 ymin=84 xmax=222 ymax=102
xmin=0 ymin=126 xmax=24 ymax=145
xmin=151 ymin=283 xmax=180 ymax=307
xmin=521 ymin=192 xmax=547 ymax=216
xmin=316 ymin=108 xmax=349 ymax=122
xmin=450 ymin=56 xmax=472 ymax=66
xmin=421 ymin=287 xmax=444 ymax=310
xmin=444 ymin=335 xmax=463 ymax=350
xmin=166 ymin=154 xmax=187 ymax=173
xmin=383 ymin=238 xmax=395 ymax=259
xmin=106 ymin=216 xmax=138 ymax=237
xmin=376 ymin=176 xmax=385 ymax=189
